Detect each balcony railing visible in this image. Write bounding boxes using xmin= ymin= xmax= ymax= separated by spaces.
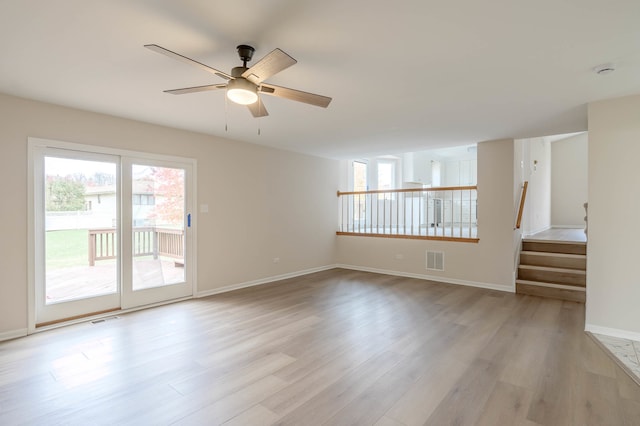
xmin=88 ymin=227 xmax=184 ymax=266
xmin=337 ymin=186 xmax=479 ymax=242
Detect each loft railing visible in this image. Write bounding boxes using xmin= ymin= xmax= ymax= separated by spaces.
xmin=337 ymin=186 xmax=479 ymax=242
xmin=88 ymin=227 xmax=184 ymax=266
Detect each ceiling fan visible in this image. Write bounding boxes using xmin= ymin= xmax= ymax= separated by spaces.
xmin=144 ymin=44 xmax=332 ymax=117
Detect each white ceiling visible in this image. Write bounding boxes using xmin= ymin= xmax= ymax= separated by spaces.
xmin=1 ymin=0 xmax=638 ymax=159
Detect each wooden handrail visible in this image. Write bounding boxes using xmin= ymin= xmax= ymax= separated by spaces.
xmin=337 ymin=185 xmax=477 ymax=197
xmin=515 ymin=181 xmax=528 ymax=229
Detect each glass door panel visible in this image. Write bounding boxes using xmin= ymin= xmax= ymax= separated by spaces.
xmin=131 ymin=164 xmax=185 ymax=290
xmin=35 ymin=149 xmax=120 ymax=325
xmin=45 ymin=157 xmax=118 ymax=302
xmin=121 ymin=158 xmax=192 ymax=309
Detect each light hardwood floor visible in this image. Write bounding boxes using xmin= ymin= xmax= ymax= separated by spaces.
xmin=1 ymin=269 xmax=639 ymax=425
xmin=526 ymin=228 xmax=587 ymax=243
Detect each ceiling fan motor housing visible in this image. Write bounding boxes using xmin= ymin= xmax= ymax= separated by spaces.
xmin=231 ymin=66 xmax=249 ymax=78
xmin=236 ymin=45 xmax=255 ymax=65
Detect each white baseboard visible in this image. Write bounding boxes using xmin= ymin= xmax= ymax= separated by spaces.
xmin=585 ymin=324 xmax=640 ymax=342
xmin=0 ymin=328 xmax=28 ymax=342
xmin=196 ymin=265 xmax=338 ymax=298
xmin=551 ymin=225 xmax=585 ymax=229
xmin=335 ymin=264 xmax=515 ymax=293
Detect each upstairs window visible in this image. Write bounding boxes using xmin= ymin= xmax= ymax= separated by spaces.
xmin=378 ymin=161 xmax=395 ymax=199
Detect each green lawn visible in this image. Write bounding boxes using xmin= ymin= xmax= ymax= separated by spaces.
xmin=46 ymin=229 xmax=168 ymax=270
xmin=46 ymin=229 xmax=91 ymax=269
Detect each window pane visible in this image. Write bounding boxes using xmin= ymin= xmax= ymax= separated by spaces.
xmin=378 ymin=162 xmax=394 ymax=190
xmin=353 ymin=161 xmax=367 ymax=191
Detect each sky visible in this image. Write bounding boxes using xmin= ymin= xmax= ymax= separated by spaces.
xmin=45 ymin=156 xmax=116 ymax=178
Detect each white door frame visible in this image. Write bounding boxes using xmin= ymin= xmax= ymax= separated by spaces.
xmin=27 ymin=137 xmax=197 ymax=333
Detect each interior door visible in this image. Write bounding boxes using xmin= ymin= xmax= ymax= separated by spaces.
xmin=121 ymin=158 xmax=193 ymax=309
xmin=34 ymin=148 xmax=121 ymax=326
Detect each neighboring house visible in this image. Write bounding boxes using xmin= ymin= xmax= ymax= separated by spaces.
xmin=47 ymin=178 xmax=175 ymax=231
xmin=83 ymin=180 xmax=160 ymax=228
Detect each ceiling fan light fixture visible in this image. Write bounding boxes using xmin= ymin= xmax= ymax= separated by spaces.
xmin=146 ymin=43 xmax=331 ymax=117
xmin=226 ymin=78 xmax=258 ymax=105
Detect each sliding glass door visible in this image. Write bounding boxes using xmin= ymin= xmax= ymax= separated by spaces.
xmin=121 ymin=158 xmax=193 ymax=309
xmin=32 ymin=142 xmax=194 ymax=326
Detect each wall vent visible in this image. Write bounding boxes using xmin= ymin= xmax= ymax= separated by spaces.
xmin=92 ymin=316 xmax=120 ymax=324
xmin=426 ymin=251 xmax=445 ymax=271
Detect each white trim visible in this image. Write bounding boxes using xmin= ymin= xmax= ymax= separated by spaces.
xmin=27 ymin=140 xmax=36 ymax=332
xmin=551 ymin=225 xmax=585 ymax=229
xmin=0 ymin=328 xmax=28 ymax=342
xmin=190 ymin=162 xmax=198 ymax=303
xmin=196 ymin=265 xmax=337 ymax=298
xmin=584 ymin=324 xmax=640 ymax=342
xmin=28 ymin=137 xmax=197 ymax=164
xmin=335 ymin=264 xmax=515 ymax=293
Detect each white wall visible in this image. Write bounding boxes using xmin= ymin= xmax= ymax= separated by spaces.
xmin=551 ymin=133 xmax=588 ymax=227
xmin=586 ymin=94 xmax=640 ymax=339
xmin=337 ymin=139 xmax=516 ymax=291
xmin=515 ymin=137 xmax=551 ymax=236
xmin=0 ymin=93 xmax=339 ymax=337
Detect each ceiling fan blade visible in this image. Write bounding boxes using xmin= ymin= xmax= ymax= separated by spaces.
xmin=145 ymin=44 xmax=232 ymax=80
xmin=164 ymin=84 xmax=227 ymax=95
xmin=247 ymin=99 xmax=268 ymax=118
xmin=242 ymin=48 xmax=297 ymax=84
xmin=260 ymin=83 xmax=332 ymax=108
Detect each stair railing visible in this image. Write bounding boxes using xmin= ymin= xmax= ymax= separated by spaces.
xmin=513 ymin=181 xmax=529 ymax=282
xmin=515 ymin=181 xmax=528 ymax=229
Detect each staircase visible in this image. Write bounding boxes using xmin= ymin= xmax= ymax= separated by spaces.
xmin=516 ymin=239 xmax=586 ymax=303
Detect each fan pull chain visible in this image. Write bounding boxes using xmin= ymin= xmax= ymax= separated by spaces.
xmin=257 ymin=96 xmax=262 ymax=135
xmin=224 ymin=92 xmax=229 ymax=132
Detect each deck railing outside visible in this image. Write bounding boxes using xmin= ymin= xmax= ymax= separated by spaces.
xmin=337 ymin=186 xmax=478 ymax=242
xmin=88 ymin=227 xmax=184 ymax=266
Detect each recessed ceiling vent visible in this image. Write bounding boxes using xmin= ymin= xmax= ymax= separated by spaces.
xmin=426 ymin=251 xmax=445 ymax=271
xmin=593 ymin=63 xmax=616 ymax=75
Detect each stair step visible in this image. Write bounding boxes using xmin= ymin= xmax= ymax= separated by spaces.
xmin=522 ymin=240 xmax=586 ymax=255
xmin=517 ymin=265 xmax=586 ymax=287
xmin=516 ymin=280 xmax=586 ymax=303
xmin=515 ymin=279 xmax=586 ymax=291
xmin=519 ymin=251 xmax=586 ymax=270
